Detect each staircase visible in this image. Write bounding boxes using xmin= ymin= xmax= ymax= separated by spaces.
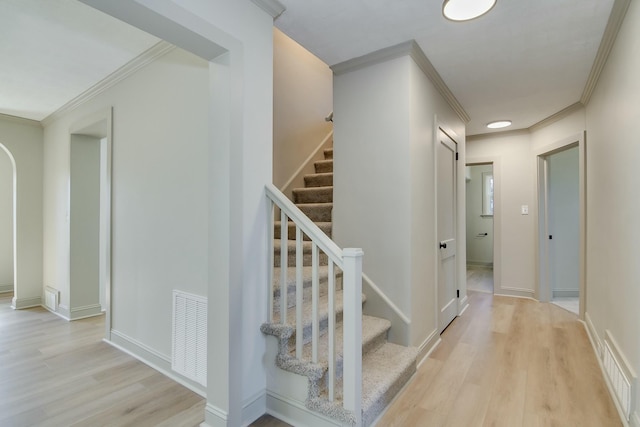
xmin=262 ymin=147 xmax=418 ymax=426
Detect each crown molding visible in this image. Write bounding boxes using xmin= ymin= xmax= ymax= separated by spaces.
xmin=41 ymin=41 xmax=175 ymax=127
xmin=581 ymin=0 xmax=631 ymax=105
xmin=251 ymin=0 xmax=286 ymax=19
xmin=528 ymin=102 xmax=584 ymax=133
xmin=331 ymin=40 xmax=470 ymax=124
xmin=0 ymin=113 xmax=42 ymax=127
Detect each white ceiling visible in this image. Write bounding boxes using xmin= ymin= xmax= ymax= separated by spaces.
xmin=275 ymin=0 xmax=614 ymax=135
xmin=0 ymin=0 xmax=159 ymax=122
xmin=0 ymin=0 xmax=615 ymax=136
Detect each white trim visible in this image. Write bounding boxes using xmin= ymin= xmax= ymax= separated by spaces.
xmin=69 ymin=303 xmax=103 ymax=320
xmin=0 ymin=113 xmax=42 ymax=127
xmin=42 ymin=304 xmax=70 ymax=321
xmin=107 ymin=329 xmax=206 ymax=397
xmin=41 ymin=41 xmax=175 ymax=126
xmin=583 ymin=312 xmax=603 ymax=357
xmin=250 ymin=0 xmax=286 ymax=19
xmin=265 ymin=390 xmax=341 ymax=427
xmin=528 ymin=102 xmax=584 ymax=133
xmin=0 ymin=284 xmax=12 ymax=293
xmin=494 ymin=287 xmax=536 ymax=299
xmin=202 ymin=402 xmax=228 ymax=427
xmin=581 ymin=0 xmax=631 ymax=105
xmin=331 ymin=41 xmax=470 ymax=123
xmin=11 ymin=296 xmax=41 ymax=309
xmin=552 ymin=289 xmax=579 ymax=298
xmin=241 ymin=390 xmax=267 ymax=427
xmin=279 ymin=130 xmax=333 ymax=196
xmin=362 ymin=273 xmax=410 ymax=325
xmin=458 ymin=295 xmax=469 ymax=316
xmin=416 ymin=329 xmax=441 ymax=368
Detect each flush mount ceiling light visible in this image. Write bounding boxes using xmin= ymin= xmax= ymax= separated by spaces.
xmin=443 ymin=0 xmax=497 ymax=22
xmin=486 ymin=120 xmax=512 ymax=129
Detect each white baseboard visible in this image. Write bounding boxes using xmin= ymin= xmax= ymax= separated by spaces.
xmin=241 ymin=390 xmax=267 ymax=427
xmin=70 ymin=303 xmax=103 ymax=320
xmin=266 ymin=390 xmax=340 ymax=427
xmin=11 ymin=295 xmax=42 ymax=309
xmin=552 ymin=289 xmax=579 ymax=298
xmin=202 ymin=403 xmax=228 ymax=427
xmin=107 ymin=329 xmax=206 ymax=397
xmin=458 ymin=294 xmax=469 ymax=316
xmin=494 ymin=286 xmax=535 ymax=300
xmin=466 ymin=261 xmax=493 ymax=268
xmin=417 ymin=329 xmax=441 ymax=368
xmin=0 ymin=284 xmax=12 ymax=293
xmin=583 ymin=312 xmax=602 ymax=357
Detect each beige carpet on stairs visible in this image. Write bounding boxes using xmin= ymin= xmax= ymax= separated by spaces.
xmin=263 ymin=145 xmax=418 ymax=426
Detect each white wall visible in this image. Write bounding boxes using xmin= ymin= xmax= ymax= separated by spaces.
xmin=585 ymin=0 xmax=640 ymax=420
xmin=466 ymin=164 xmax=494 ymax=265
xmin=43 ymin=46 xmax=210 ymax=371
xmin=333 ymin=52 xmax=465 ymax=349
xmin=0 ymin=148 xmax=12 ymax=292
xmin=273 ymin=28 xmax=333 ymax=191
xmin=78 ymin=2 xmax=276 ymax=424
xmin=0 ymin=115 xmax=43 ymax=307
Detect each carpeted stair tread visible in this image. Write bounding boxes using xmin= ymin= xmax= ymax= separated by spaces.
xmin=296 ymin=203 xmax=332 ymax=222
xmin=293 ymin=186 xmax=334 ymax=204
xmin=304 ymin=173 xmax=333 ymax=188
xmin=296 ymin=315 xmax=390 ymax=371
xmin=314 ymin=159 xmax=333 ymax=173
xmin=307 ymin=342 xmax=419 ymax=426
xmin=274 ymin=221 xmax=332 ymax=240
xmin=270 ymin=289 xmax=367 ymax=345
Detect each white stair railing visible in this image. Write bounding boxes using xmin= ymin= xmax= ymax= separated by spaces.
xmin=266 ymin=183 xmax=363 ymax=425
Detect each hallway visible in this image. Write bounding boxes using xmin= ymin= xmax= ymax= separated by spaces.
xmin=379 ymin=291 xmax=620 ymax=426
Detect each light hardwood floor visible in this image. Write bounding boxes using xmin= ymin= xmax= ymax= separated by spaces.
xmin=1 ymin=291 xmax=619 ymax=427
xmin=378 ymin=291 xmax=621 ymax=426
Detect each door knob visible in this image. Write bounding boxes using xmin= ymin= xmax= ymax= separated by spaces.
xmin=439 ymin=242 xmax=447 ymax=249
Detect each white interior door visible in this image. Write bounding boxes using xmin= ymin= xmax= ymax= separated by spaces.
xmin=437 ymin=130 xmax=457 ymax=333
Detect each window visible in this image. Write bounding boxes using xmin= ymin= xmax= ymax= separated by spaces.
xmin=482 ymin=172 xmax=494 ymax=216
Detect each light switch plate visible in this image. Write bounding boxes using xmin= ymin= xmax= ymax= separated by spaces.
xmin=521 ymin=205 xmax=529 ymax=215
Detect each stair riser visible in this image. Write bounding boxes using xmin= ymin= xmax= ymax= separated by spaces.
xmin=304 ymin=174 xmax=333 ymax=188
xmin=314 ymin=161 xmax=333 ymax=173
xmin=274 ymin=222 xmax=332 ymax=241
xmin=297 ymin=204 xmax=332 ymax=222
xmin=274 ymin=252 xmax=329 ymax=267
xmin=293 ymin=187 xmax=333 ymax=204
xmin=324 ymin=148 xmax=333 ymax=160
xmin=362 ymin=364 xmax=416 ymax=427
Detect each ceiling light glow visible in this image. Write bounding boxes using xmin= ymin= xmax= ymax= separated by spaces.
xmin=486 ymin=120 xmax=512 ymax=129
xmin=443 ymin=0 xmax=497 ymax=22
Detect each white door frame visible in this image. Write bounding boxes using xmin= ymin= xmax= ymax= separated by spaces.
xmin=465 ymin=157 xmax=502 ymax=295
xmin=534 ymin=132 xmax=586 ymax=319
xmin=434 ymin=118 xmax=466 ymax=334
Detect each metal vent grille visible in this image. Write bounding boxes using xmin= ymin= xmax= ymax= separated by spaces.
xmin=44 ymin=286 xmax=58 ymax=311
xmin=603 ymin=340 xmax=632 ymax=420
xmin=172 ymin=290 xmax=207 ymax=386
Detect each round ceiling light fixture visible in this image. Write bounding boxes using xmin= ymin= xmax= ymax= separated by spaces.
xmin=486 ymin=120 xmax=512 ymax=129
xmin=443 ymin=0 xmax=497 ymax=22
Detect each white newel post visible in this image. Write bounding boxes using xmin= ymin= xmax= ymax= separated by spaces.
xmin=342 ymin=248 xmax=363 ymax=426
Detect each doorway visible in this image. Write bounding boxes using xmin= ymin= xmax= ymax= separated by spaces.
xmin=465 ymin=163 xmax=494 ymax=294
xmin=540 ymin=145 xmax=580 ymax=314
xmin=66 ymin=109 xmax=112 ymax=324
xmin=437 ymin=128 xmax=458 ymax=333
xmin=0 ymin=145 xmax=15 ymax=296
